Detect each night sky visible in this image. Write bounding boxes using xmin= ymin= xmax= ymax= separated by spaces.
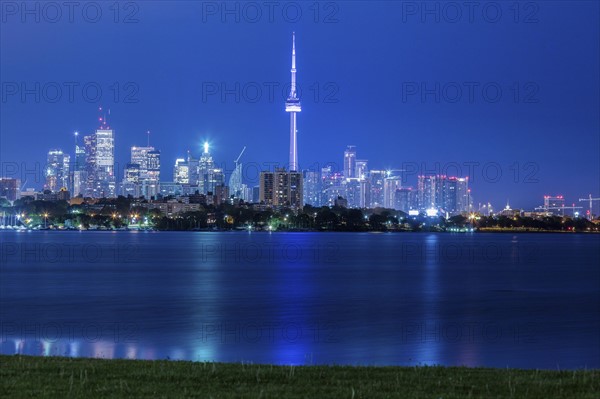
xmin=1 ymin=1 xmax=598 ymax=210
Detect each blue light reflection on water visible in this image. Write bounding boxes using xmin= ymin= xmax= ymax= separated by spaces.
xmin=1 ymin=231 xmax=599 ymax=369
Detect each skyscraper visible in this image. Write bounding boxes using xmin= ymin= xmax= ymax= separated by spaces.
xmin=285 ymin=32 xmax=301 ymax=171
xmin=417 ymin=175 xmax=437 ymax=210
xmin=369 ymin=170 xmax=386 ymax=208
xmin=145 ymin=149 xmax=161 ymax=198
xmin=383 ymin=173 xmax=401 ymax=209
xmin=45 ymin=149 xmax=70 ymax=192
xmin=83 ymin=133 xmax=96 ymax=197
xmin=72 ymin=132 xmax=87 ymax=197
xmin=125 ymin=146 xmax=160 ymax=198
xmin=303 ymin=170 xmax=321 ymax=206
xmin=228 ymin=147 xmax=246 ymax=199
xmin=94 ymin=109 xmax=115 ymax=197
xmin=344 ymin=146 xmax=357 ymax=178
xmin=173 ymin=158 xmax=189 ymax=184
xmin=260 ymin=168 xmax=303 ymax=208
xmin=355 ymin=159 xmax=368 ymax=180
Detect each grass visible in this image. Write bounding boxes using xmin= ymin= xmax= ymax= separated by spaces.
xmin=1 ymin=355 xmax=598 ymax=398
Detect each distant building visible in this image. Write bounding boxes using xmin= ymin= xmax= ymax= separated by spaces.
xmin=343 ymin=145 xmax=357 ymax=178
xmin=45 ymin=149 xmax=70 ymax=192
xmin=383 ymin=174 xmax=401 ymax=209
xmin=303 ymin=170 xmax=321 ymax=206
xmin=123 ymin=146 xmax=160 ymax=198
xmin=355 ymin=159 xmax=368 ymax=180
xmin=173 ymin=158 xmax=189 ymax=184
xmin=394 ymin=187 xmax=414 ymax=213
xmin=345 ymin=178 xmax=362 ymax=208
xmin=260 ymin=168 xmax=303 ymax=208
xmin=0 ymin=178 xmax=20 ymax=201
xmin=368 ymin=170 xmax=385 ymax=208
xmin=122 ymin=163 xmax=141 ymax=197
xmin=418 ymin=175 xmax=470 ymax=215
xmin=334 ymin=196 xmax=348 ymax=208
xmin=95 ymin=127 xmax=116 ymax=197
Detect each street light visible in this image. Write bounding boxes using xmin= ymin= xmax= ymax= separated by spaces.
xmin=43 ymin=213 xmax=49 ymax=229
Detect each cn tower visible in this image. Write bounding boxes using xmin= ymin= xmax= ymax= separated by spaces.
xmin=285 ymin=32 xmax=301 ymax=171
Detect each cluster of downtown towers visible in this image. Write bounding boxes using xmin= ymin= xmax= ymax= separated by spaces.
xmin=40 ymin=33 xmax=473 ymax=216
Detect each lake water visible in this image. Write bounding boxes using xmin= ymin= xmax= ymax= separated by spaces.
xmin=1 ymin=231 xmax=598 ymax=369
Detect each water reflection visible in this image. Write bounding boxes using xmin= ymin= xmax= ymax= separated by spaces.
xmin=1 ymin=231 xmax=598 ymax=369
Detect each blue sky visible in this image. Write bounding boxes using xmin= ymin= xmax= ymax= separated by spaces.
xmin=1 ymin=1 xmax=598 ymax=210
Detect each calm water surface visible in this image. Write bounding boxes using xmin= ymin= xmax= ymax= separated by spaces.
xmin=1 ymin=231 xmax=598 ymax=369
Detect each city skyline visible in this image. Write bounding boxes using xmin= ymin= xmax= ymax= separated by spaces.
xmin=1 ymin=2 xmax=599 ymax=210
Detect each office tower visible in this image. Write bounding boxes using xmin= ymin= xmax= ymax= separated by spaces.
xmin=187 ymin=150 xmax=199 ymax=186
xmin=72 ymin=133 xmax=87 ymax=197
xmin=95 ymin=112 xmax=115 ymax=198
xmin=125 ymin=146 xmax=160 ymax=198
xmin=0 ymin=178 xmax=20 ymax=201
xmin=122 ymin=163 xmax=141 ymax=197
xmin=83 ymin=134 xmax=96 ymax=197
xmin=303 ymin=170 xmax=321 ymax=206
xmin=197 ymin=142 xmax=215 ymax=194
xmin=285 ymin=33 xmax=301 ymax=171
xmin=130 ymin=146 xmax=153 ymax=197
xmin=45 ymin=149 xmax=70 ymax=192
xmin=369 ymin=170 xmax=386 ymax=208
xmin=145 ymin=150 xmax=161 ymax=198
xmin=344 ymin=145 xmax=357 ymax=178
xmin=173 ymin=158 xmax=189 ymax=184
xmin=260 ymin=168 xmax=303 ymax=208
xmin=355 ymin=159 xmax=368 ymax=180
xmin=204 ymin=168 xmax=224 ymax=195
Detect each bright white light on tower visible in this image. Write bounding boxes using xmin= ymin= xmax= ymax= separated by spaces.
xmin=204 ymin=142 xmax=209 ymax=153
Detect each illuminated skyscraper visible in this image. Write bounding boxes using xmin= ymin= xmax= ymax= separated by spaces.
xmin=344 ymin=146 xmax=357 ymax=178
xmin=229 ymin=147 xmax=246 ymax=199
xmin=173 ymin=158 xmax=189 ymax=184
xmin=303 ymin=170 xmax=321 ymax=206
xmin=260 ymin=168 xmax=303 ymax=208
xmin=368 ymin=170 xmax=386 ymax=208
xmin=355 ymin=159 xmax=368 ymax=180
xmin=383 ymin=172 xmax=402 ymax=209
xmin=285 ymin=32 xmax=301 ymax=171
xmin=145 ymin=150 xmax=161 ymax=198
xmin=125 ymin=146 xmax=160 ymax=198
xmin=45 ymin=149 xmax=70 ymax=192
xmin=94 ymin=108 xmax=115 ymax=197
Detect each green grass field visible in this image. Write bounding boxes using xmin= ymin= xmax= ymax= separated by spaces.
xmin=1 ymin=355 xmax=598 ymax=398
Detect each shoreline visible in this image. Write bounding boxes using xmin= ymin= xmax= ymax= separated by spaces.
xmin=1 ymin=355 xmax=598 ymax=398
xmin=1 ymin=227 xmax=599 ymax=234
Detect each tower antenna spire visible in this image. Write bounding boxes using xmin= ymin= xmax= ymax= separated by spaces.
xmin=285 ymin=32 xmax=301 ymax=171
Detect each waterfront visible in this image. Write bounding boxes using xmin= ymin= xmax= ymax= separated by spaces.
xmin=1 ymin=231 xmax=598 ymax=369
